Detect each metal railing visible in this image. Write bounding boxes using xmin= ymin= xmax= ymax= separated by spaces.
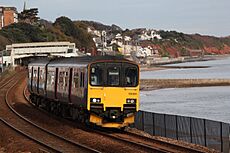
xmin=134 ymin=111 xmax=230 ymax=152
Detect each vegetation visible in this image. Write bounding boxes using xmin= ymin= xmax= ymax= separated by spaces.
xmin=142 ymin=30 xmax=230 ymax=56
xmin=0 ymin=16 xmax=229 ymax=56
xmin=80 ymin=21 xmax=122 ymax=32
xmin=18 ymin=8 xmax=39 ymax=25
xmin=0 ymin=22 xmax=47 ymax=43
xmin=0 ymin=16 xmax=95 ymax=51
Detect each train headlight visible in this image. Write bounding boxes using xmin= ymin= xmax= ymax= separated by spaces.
xmin=126 ymin=99 xmax=136 ymax=104
xmin=90 ymin=98 xmax=101 ymax=103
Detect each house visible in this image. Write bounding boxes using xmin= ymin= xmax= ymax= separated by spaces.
xmin=139 ymin=29 xmax=162 ymax=41
xmin=87 ymin=27 xmax=101 ymax=37
xmin=110 ymin=33 xmax=123 ymax=47
xmin=0 ymin=6 xmax=18 ymax=29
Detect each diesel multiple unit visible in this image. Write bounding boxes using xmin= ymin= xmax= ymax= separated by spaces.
xmin=28 ymin=56 xmax=139 ymax=128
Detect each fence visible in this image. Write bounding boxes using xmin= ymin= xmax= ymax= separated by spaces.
xmin=134 ymin=111 xmax=230 ymax=153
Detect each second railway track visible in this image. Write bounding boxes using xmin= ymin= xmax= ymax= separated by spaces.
xmin=0 ymin=70 xmax=100 ymax=153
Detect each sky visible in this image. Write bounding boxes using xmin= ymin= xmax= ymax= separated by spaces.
xmin=1 ymin=0 xmax=230 ymax=37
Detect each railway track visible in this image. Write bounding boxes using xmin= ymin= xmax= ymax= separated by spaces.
xmin=24 ymin=87 xmax=167 ymax=152
xmin=84 ymin=127 xmax=206 ymax=153
xmin=1 ymin=69 xmax=211 ymax=153
xmin=0 ymin=71 xmax=100 ymax=153
xmin=118 ymin=130 xmax=205 ymax=153
xmin=23 ymin=84 xmax=208 ymax=152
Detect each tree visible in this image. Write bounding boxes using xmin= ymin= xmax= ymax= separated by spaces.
xmin=18 ymin=8 xmax=39 ymax=25
xmin=54 ymin=17 xmax=95 ymax=50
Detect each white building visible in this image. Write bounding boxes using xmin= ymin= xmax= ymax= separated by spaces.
xmin=139 ymin=30 xmax=162 ymax=41
xmin=135 ymin=46 xmax=159 ymax=57
xmin=5 ymin=41 xmax=78 ymax=66
xmin=110 ymin=33 xmax=123 ymax=47
xmin=87 ymin=27 xmax=101 ymax=37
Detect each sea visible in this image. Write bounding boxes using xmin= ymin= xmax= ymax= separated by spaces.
xmin=140 ymin=56 xmax=230 ymax=123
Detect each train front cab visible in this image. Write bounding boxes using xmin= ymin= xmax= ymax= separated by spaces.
xmin=87 ymin=61 xmax=139 ymax=128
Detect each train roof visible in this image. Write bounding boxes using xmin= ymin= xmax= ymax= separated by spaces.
xmin=48 ymin=56 xmax=132 ymax=67
xmin=28 ymin=58 xmax=50 ymax=66
xmin=29 ymin=56 xmax=136 ymax=67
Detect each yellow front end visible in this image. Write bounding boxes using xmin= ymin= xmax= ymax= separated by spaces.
xmin=88 ymin=86 xmax=139 ymax=128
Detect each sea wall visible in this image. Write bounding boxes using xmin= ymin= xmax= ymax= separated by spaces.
xmin=140 ymin=79 xmax=230 ymax=90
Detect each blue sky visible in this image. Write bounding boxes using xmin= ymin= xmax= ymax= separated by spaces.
xmin=1 ymin=0 xmax=230 ymax=37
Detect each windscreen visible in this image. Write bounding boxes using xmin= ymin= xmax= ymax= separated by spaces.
xmin=90 ymin=62 xmax=138 ymax=87
xmin=107 ymin=65 xmax=120 ymax=86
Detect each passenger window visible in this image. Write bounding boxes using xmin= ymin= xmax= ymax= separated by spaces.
xmin=107 ymin=67 xmax=120 ymax=86
xmin=34 ymin=69 xmax=37 ymax=77
xmin=40 ymin=69 xmax=43 ymax=79
xmin=73 ymin=71 xmax=79 ymax=88
xmin=64 ymin=71 xmax=69 ymax=87
xmin=59 ymin=72 xmax=64 ymax=84
xmin=47 ymin=74 xmax=51 ymax=85
xmin=29 ymin=68 xmax=32 ymax=79
xmin=47 ymin=70 xmax=55 ymax=85
xmin=80 ymin=72 xmax=84 ymax=87
xmin=51 ymin=75 xmax=55 ymax=85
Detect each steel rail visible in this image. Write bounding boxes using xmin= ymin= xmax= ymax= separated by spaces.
xmin=87 ymin=128 xmax=177 ymax=153
xmin=3 ymin=72 xmax=100 ymax=153
xmin=24 ymin=86 xmax=170 ymax=153
xmin=0 ymin=117 xmax=60 ymax=153
xmin=119 ymin=130 xmax=205 ymax=153
xmin=23 ymin=75 xmax=206 ymax=153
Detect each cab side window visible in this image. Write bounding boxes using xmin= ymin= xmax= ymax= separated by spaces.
xmin=90 ymin=66 xmax=103 ymax=86
xmin=124 ymin=67 xmax=138 ymax=87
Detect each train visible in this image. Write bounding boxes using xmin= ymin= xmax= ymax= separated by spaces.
xmin=28 ymin=56 xmax=140 ymax=128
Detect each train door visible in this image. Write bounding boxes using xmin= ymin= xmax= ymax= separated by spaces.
xmin=28 ymin=66 xmax=33 ymax=93
xmin=46 ymin=67 xmax=56 ymax=99
xmin=57 ymin=67 xmax=70 ymax=103
xmin=32 ymin=66 xmax=39 ymax=95
xmin=38 ymin=66 xmax=46 ymax=96
xmin=70 ymin=67 xmax=86 ymax=107
xmin=70 ymin=68 xmax=80 ymax=105
xmin=79 ymin=68 xmax=86 ymax=99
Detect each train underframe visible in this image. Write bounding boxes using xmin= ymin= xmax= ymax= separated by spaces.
xmin=30 ymin=94 xmax=135 ymax=128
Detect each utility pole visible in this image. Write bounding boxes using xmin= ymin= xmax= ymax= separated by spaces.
xmin=23 ymin=0 xmax=27 ymax=11
xmin=101 ymin=31 xmax=106 ymax=56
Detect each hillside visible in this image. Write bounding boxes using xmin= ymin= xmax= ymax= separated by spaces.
xmin=72 ymin=21 xmax=230 ymax=57
xmin=0 ymin=16 xmax=95 ymax=51
xmin=138 ymin=30 xmax=230 ymax=57
xmin=79 ymin=21 xmax=123 ymax=33
xmin=0 ymin=17 xmax=230 ymax=57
